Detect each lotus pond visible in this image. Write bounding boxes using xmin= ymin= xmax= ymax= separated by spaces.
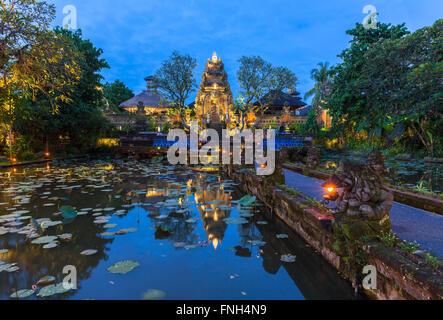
xmin=0 ymin=159 xmax=357 ymax=300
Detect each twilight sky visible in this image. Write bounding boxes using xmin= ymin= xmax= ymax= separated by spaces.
xmin=50 ymin=0 xmax=442 ymax=104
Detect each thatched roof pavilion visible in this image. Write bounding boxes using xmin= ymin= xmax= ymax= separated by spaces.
xmin=119 ymin=76 xmax=174 ymax=114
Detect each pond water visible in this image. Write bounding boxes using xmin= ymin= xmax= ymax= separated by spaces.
xmin=321 ymin=154 xmax=442 ymax=194
xmin=0 ymin=159 xmax=357 ymax=300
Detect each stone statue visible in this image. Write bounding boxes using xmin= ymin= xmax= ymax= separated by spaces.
xmin=332 ymin=150 xmax=393 ymax=222
xmin=136 ymin=101 xmax=145 ymax=115
xmin=135 ymin=101 xmax=146 ymax=132
xmin=325 ymin=150 xmax=394 ymax=280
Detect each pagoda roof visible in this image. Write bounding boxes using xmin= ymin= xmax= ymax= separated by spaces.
xmin=253 ymin=90 xmax=307 ymax=108
xmin=119 ymin=90 xmax=173 ymax=109
xmin=288 ymin=90 xmax=301 ymax=97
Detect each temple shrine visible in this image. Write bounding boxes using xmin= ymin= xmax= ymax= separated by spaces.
xmin=193 ymin=52 xmax=235 ymax=128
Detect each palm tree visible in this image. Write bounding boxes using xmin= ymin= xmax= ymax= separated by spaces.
xmin=304 ymin=62 xmax=332 ymax=111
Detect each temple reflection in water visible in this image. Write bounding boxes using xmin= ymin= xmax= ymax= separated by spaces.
xmin=194 ymin=175 xmax=231 ymax=250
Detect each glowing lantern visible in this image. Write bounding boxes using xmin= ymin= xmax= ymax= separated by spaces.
xmin=321 ymin=176 xmax=342 ymax=201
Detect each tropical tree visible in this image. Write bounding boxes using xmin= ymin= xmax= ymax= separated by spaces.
xmin=154 ymin=51 xmax=197 ymax=129
xmin=102 ymin=80 xmax=134 ymax=113
xmin=327 ymin=22 xmax=409 ymax=141
xmin=358 ymin=19 xmax=442 ymax=154
xmin=236 ymin=56 xmax=297 ymax=129
xmin=300 ymin=108 xmax=320 ymax=137
xmin=304 ymin=62 xmax=331 ymax=111
xmin=14 ymin=28 xmax=111 ymax=153
xmin=0 ymin=0 xmax=80 ymax=157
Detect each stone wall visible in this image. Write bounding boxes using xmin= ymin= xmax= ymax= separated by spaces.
xmin=224 ymin=165 xmax=443 ymax=300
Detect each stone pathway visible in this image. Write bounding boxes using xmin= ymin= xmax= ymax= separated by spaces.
xmin=283 ymin=169 xmax=443 ymax=258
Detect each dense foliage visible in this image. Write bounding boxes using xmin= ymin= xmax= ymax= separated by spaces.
xmin=13 ymin=28 xmax=111 ymax=155
xmin=154 ymin=51 xmax=197 ymax=128
xmin=304 ymin=62 xmax=331 ymax=111
xmin=102 ymin=80 xmax=134 ymax=113
xmin=0 ymin=0 xmax=82 ymax=159
xmin=236 ymin=55 xmax=298 ymax=129
xmin=0 ymin=0 xmax=114 ymax=160
xmin=323 ymin=20 xmax=442 ymax=156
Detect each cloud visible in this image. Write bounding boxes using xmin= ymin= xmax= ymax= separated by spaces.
xmin=50 ymin=0 xmax=443 ymax=103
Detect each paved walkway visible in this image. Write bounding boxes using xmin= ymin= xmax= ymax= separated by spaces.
xmin=284 ymin=169 xmax=443 ymax=258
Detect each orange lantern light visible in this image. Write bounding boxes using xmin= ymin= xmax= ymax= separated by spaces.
xmin=323 ymin=184 xmax=339 ymax=201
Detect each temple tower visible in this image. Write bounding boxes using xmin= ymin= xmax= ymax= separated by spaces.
xmin=194 ymin=52 xmax=235 ymax=128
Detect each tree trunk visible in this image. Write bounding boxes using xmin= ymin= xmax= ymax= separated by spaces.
xmin=411 ymin=123 xmax=430 ymax=154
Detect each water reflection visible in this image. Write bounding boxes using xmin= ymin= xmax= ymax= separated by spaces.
xmin=0 ymin=160 xmax=358 ymax=300
xmin=195 ymin=178 xmax=231 ymax=250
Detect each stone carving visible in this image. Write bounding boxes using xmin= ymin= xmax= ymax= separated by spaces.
xmin=326 ymin=150 xmax=394 ymax=279
xmin=333 ymin=150 xmax=393 ymax=222
xmin=135 ymin=101 xmax=146 ymax=132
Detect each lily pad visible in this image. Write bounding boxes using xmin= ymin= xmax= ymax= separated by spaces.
xmin=41 ymin=220 xmax=62 ymax=228
xmin=280 ymin=254 xmax=296 ymax=263
xmin=100 ymin=232 xmax=115 ymax=237
xmin=31 ymin=236 xmax=58 ymax=245
xmin=141 ymin=289 xmax=166 ymax=300
xmin=224 ymin=217 xmax=248 ymax=225
xmin=238 ymin=195 xmax=256 ymax=206
xmin=81 ymin=249 xmax=97 ymax=256
xmin=58 ymin=234 xmax=72 ymax=241
xmin=37 ymin=283 xmax=72 ymax=297
xmin=118 ymin=227 xmax=138 ymax=233
xmin=43 ymin=242 xmax=58 ymax=249
xmin=248 ymin=240 xmax=266 ymax=246
xmin=10 ymin=289 xmax=35 ymax=299
xmin=60 ymin=206 xmax=77 ymax=219
xmin=106 ymin=260 xmax=140 ymax=274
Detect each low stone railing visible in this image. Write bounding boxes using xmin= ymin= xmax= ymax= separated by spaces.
xmin=281 ymin=162 xmax=443 ymax=215
xmin=224 ymin=165 xmax=443 ymax=300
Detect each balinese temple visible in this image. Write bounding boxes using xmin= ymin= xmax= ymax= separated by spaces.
xmin=252 ymin=89 xmax=307 ymax=129
xmin=193 ymin=52 xmax=235 ymax=128
xmin=119 ymin=76 xmax=174 ymax=115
